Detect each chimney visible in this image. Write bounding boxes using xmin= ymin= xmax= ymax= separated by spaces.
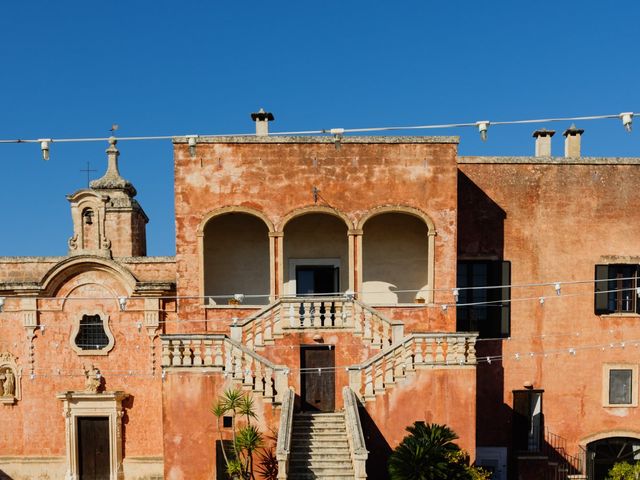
xmin=563 ymin=124 xmax=584 ymax=157
xmin=251 ymin=108 xmax=274 ymax=136
xmin=532 ymin=129 xmax=555 ymax=157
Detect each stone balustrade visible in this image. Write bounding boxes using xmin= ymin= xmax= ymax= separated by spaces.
xmin=160 ymin=334 xmax=288 ymax=404
xmin=343 ymin=386 xmax=368 ymax=479
xmin=231 ymin=297 xmax=403 ymax=350
xmin=348 ymin=333 xmax=477 ymax=401
xmin=276 ymin=387 xmax=295 ymax=480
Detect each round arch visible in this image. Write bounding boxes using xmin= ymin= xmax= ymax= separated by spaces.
xmin=580 ymin=430 xmax=640 ymax=447
xmin=279 ymin=206 xmax=354 ymax=232
xmin=40 ymin=255 xmax=138 ymax=297
xmin=197 ymin=206 xmax=275 ymax=236
xmin=357 ymin=205 xmax=436 ymax=232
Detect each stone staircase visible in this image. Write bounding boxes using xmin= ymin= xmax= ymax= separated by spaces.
xmin=289 ymin=412 xmax=355 ymax=479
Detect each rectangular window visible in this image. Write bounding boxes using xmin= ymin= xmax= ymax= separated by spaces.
xmin=512 ymin=390 xmax=544 ymax=453
xmin=595 ymin=264 xmax=639 ymax=315
xmin=603 ymin=364 xmax=638 ymax=407
xmin=456 ymin=261 xmax=510 ymax=338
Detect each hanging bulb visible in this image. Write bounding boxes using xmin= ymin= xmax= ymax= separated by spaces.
xmin=39 ymin=139 xmax=51 ymax=160
xmin=554 ymin=283 xmax=561 ymax=296
xmin=620 ymin=112 xmax=633 ymax=133
xmin=476 ymin=121 xmax=490 ymax=142
xmin=452 ymin=288 xmax=459 ymax=303
xmin=186 ymin=135 xmax=198 ymax=157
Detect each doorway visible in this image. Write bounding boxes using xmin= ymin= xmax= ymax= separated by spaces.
xmin=301 ymin=346 xmax=335 ymax=412
xmin=296 ymin=265 xmax=339 ymax=296
xmin=587 ymin=437 xmax=640 ymax=480
xmin=77 ymin=416 xmax=110 ymax=480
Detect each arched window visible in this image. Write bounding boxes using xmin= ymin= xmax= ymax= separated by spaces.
xmin=75 ymin=314 xmax=109 ymax=351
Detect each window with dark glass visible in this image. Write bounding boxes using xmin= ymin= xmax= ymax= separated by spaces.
xmin=456 ymin=261 xmax=511 ymax=338
xmin=609 ymin=369 xmax=633 ymax=405
xmin=75 ymin=314 xmax=109 ymax=350
xmin=513 ymin=389 xmax=544 ymax=453
xmin=595 ymin=264 xmax=639 ymax=315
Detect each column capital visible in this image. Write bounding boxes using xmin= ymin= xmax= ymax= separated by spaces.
xmin=348 ymin=229 xmax=364 ymax=236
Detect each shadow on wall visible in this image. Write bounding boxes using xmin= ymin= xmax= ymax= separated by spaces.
xmin=457 ymin=171 xmax=506 ymax=258
xmin=359 ymin=405 xmax=392 ymax=480
xmin=0 ymin=471 xmax=12 ymax=480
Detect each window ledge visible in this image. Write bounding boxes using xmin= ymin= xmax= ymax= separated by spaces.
xmin=603 ymin=403 xmax=637 ymax=408
xmin=599 ymin=313 xmax=640 ymax=319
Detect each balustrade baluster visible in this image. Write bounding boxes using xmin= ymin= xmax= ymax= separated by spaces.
xmin=172 ymin=339 xmax=183 ymax=366
xmin=264 ymin=367 xmax=274 ymax=399
xmin=273 ymin=305 xmax=283 ymax=336
xmin=310 ymin=301 xmax=318 ymax=327
xmin=264 ymin=313 xmax=273 ymax=342
xmin=384 ymin=356 xmax=395 ymax=386
xmin=162 ymin=339 xmax=171 ymax=367
xmin=214 ymin=341 xmax=223 ymax=368
xmin=467 ymin=336 xmax=477 ymax=363
xmin=224 ymin=344 xmax=233 ymax=374
xmin=414 ymin=337 xmax=424 ymax=364
xmin=364 ymin=366 xmax=374 ymax=400
xmin=330 ymin=301 xmax=337 ymax=327
xmin=435 ymin=337 xmax=445 ymax=363
xmin=382 ymin=322 xmax=390 ymax=347
xmin=255 ymin=320 xmax=263 ymax=347
xmin=254 ymin=362 xmax=264 ymax=395
xmin=353 ymin=304 xmax=363 ymax=334
xmin=374 ymin=360 xmax=384 ymax=395
xmin=244 ymin=355 xmax=254 ymax=386
xmin=233 ymin=348 xmax=244 ymax=379
xmin=193 ymin=339 xmax=203 ymax=366
xmin=424 ymin=337 xmax=433 ymax=364
xmin=363 ymin=311 xmax=372 ymax=341
xmin=288 ymin=303 xmax=296 ymax=328
xmin=404 ymin=340 xmax=415 ymax=372
xmin=203 ymin=339 xmax=213 ymax=366
xmin=394 ymin=347 xmax=406 ymax=379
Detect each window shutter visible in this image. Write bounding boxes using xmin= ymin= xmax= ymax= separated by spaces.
xmin=594 ymin=265 xmax=610 ymax=315
xmin=501 ymin=261 xmax=511 ymax=337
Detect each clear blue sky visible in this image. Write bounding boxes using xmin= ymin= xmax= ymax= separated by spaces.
xmin=1 ymin=1 xmax=639 ymax=257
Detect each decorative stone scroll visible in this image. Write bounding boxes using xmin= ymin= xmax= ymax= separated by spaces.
xmin=0 ymin=352 xmax=21 ymax=404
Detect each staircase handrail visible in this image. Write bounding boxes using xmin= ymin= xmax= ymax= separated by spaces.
xmin=233 ymin=300 xmax=283 ymax=327
xmin=276 ymin=387 xmax=295 ymax=480
xmin=343 ymin=386 xmax=368 ymax=479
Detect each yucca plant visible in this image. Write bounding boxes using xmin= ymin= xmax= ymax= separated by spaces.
xmin=211 ymin=388 xmax=265 ymax=480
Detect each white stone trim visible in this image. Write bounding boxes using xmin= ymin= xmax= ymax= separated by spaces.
xmin=57 ymin=391 xmax=129 ymax=480
xmin=603 ymin=363 xmax=638 ymax=407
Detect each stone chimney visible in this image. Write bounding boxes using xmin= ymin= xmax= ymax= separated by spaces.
xmin=563 ymin=124 xmax=584 ymax=158
xmin=532 ymin=129 xmax=555 ymax=157
xmin=251 ymin=108 xmax=274 ymax=136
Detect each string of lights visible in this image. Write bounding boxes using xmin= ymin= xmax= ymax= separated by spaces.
xmin=0 ymin=111 xmax=635 ymax=160
xmin=0 ymin=274 xmax=637 ymax=306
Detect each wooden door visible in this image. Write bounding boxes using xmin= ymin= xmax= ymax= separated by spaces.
xmin=78 ymin=417 xmax=110 ymax=480
xmin=301 ymin=346 xmax=335 ymax=411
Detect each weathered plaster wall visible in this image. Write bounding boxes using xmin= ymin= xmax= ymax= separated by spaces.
xmin=459 ymin=158 xmax=640 ymax=457
xmin=173 ymin=137 xmax=459 ymax=333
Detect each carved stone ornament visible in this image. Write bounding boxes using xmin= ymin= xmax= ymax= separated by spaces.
xmin=83 ymin=364 xmax=102 ymax=393
xmin=0 ymin=352 xmax=21 ymax=404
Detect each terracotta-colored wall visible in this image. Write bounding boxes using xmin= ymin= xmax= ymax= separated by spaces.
xmin=162 ymin=372 xmax=279 ymax=480
xmin=173 ymin=137 xmax=459 ymax=333
xmin=459 ymin=159 xmax=640 ymax=458
xmin=0 ymin=269 xmax=165 ymax=459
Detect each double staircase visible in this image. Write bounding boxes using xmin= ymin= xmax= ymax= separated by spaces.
xmin=289 ymin=412 xmax=355 ymax=479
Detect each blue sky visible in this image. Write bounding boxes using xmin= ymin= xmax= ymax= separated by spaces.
xmin=1 ymin=1 xmax=639 ymax=256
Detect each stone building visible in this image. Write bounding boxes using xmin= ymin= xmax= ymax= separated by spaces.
xmin=0 ymin=113 xmax=638 ymax=480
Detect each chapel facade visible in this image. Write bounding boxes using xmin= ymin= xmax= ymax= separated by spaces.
xmin=0 ymin=113 xmax=639 ymax=480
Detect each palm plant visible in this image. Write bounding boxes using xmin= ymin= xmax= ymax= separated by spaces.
xmin=388 ymin=422 xmax=472 ymax=480
xmin=211 ymin=388 xmax=264 ymax=480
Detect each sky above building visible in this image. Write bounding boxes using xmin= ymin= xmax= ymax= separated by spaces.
xmin=1 ymin=1 xmax=639 ymax=256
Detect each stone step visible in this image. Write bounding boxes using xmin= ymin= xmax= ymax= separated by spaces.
xmin=289 ymin=467 xmax=355 ymax=477
xmin=289 ymin=474 xmax=355 ymax=480
xmin=291 ymin=449 xmax=351 ymax=457
xmin=290 ymin=460 xmax=353 ymax=468
xmin=291 ymin=454 xmax=352 ymax=462
xmin=293 ymin=427 xmax=347 ymax=434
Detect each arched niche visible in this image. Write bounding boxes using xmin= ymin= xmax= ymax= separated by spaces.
xmin=202 ymin=212 xmax=271 ymax=305
xmin=361 ymin=211 xmax=433 ymax=304
xmin=283 ymin=213 xmax=349 ymax=296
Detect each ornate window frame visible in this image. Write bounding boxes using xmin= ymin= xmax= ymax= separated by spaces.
xmin=57 ymin=390 xmax=129 ymax=480
xmin=70 ymin=310 xmax=115 ymax=356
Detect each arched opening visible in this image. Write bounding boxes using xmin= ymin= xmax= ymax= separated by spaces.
xmin=587 ymin=437 xmax=640 ymax=479
xmin=362 ymin=212 xmax=430 ymax=304
xmin=283 ymin=213 xmax=349 ymax=296
xmin=81 ymin=207 xmax=98 ymax=250
xmin=203 ymin=213 xmax=270 ymax=305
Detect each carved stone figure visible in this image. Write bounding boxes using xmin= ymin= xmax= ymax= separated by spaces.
xmin=2 ymin=370 xmax=15 ymax=397
xmin=83 ymin=364 xmax=101 ymax=393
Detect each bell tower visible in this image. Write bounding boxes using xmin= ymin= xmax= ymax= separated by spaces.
xmin=67 ymin=137 xmax=148 ymax=257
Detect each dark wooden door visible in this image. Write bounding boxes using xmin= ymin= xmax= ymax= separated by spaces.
xmin=301 ymin=346 xmax=335 ymax=411
xmin=78 ymin=417 xmax=110 ymax=480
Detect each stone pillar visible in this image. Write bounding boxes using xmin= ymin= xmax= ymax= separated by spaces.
xmin=350 ymin=229 xmax=363 ymax=298
xmin=269 ymin=232 xmax=282 ymax=302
